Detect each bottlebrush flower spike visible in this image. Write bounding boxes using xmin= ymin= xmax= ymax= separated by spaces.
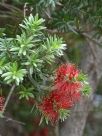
xmin=39 ymin=63 xmax=90 ymax=124
xmin=0 ymin=96 xmax=5 ymax=111
xmin=39 ymin=96 xmax=59 ymax=124
xmin=54 ymin=63 xmax=82 ymax=103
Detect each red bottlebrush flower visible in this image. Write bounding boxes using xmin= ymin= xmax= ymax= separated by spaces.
xmin=39 ymin=96 xmax=59 ymax=123
xmin=54 ymin=63 xmax=82 ymax=103
xmin=55 ymin=64 xmax=79 ymax=83
xmin=39 ymin=64 xmax=82 ymax=123
xmin=50 ymin=90 xmax=73 ymax=109
xmin=39 ymin=91 xmax=72 ymax=123
xmin=55 ymin=81 xmax=81 ymax=94
xmin=0 ymin=96 xmax=5 ymax=111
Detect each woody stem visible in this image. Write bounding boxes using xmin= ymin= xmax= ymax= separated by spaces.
xmin=2 ymin=84 xmax=16 ymax=113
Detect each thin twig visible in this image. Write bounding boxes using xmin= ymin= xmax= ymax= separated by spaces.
xmin=24 ymin=3 xmax=28 ymax=17
xmin=28 ymin=70 xmax=42 ymax=91
xmin=2 ymin=84 xmax=16 ymax=113
xmin=3 ymin=116 xmax=25 ymax=125
xmin=28 ymin=72 xmax=37 ymax=88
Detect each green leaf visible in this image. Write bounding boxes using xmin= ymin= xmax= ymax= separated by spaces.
xmin=77 ymin=72 xmax=87 ymax=81
xmin=19 ymin=14 xmax=45 ymax=33
xmin=39 ymin=116 xmax=44 ymax=125
xmin=0 ymin=112 xmax=4 ymax=118
xmin=43 ymin=35 xmax=66 ymax=63
xmin=59 ymin=109 xmax=70 ymax=122
xmin=82 ymin=83 xmax=91 ymax=95
xmin=18 ymin=85 xmax=34 ymax=100
xmin=2 ymin=62 xmax=27 ymax=85
xmin=0 ymin=58 xmax=6 ymax=74
xmin=45 ymin=117 xmax=49 ymax=125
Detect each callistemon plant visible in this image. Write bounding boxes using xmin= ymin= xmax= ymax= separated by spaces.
xmin=0 ymin=14 xmax=91 ymax=124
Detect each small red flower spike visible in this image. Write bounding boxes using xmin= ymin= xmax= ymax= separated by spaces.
xmin=0 ymin=96 xmax=5 ymax=111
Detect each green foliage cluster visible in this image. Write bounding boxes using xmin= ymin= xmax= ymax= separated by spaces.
xmin=0 ymin=14 xmax=67 ymax=125
xmin=0 ymin=14 xmax=66 ymax=97
xmin=11 ymin=0 xmax=58 ymax=18
xmin=78 ymin=72 xmax=91 ymax=95
xmin=42 ymin=0 xmax=102 ymax=31
xmin=1 ymin=0 xmax=102 ymax=37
